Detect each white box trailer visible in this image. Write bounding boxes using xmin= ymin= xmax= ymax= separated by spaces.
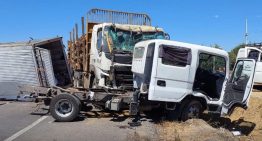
xmin=0 ymin=37 xmax=71 ymax=100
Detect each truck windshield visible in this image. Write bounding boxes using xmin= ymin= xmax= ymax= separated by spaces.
xmin=103 ymin=26 xmax=165 ymax=53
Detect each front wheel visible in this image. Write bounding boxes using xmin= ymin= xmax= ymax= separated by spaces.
xmin=50 ymin=94 xmax=81 ymax=122
xmin=180 ymin=100 xmax=203 ymax=121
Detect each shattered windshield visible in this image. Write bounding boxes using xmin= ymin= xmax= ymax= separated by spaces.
xmin=103 ymin=26 xmax=165 ymax=53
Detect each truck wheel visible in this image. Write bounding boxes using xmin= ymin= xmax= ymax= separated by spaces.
xmin=180 ymin=100 xmax=203 ymax=121
xmin=50 ymin=94 xmax=81 ymax=122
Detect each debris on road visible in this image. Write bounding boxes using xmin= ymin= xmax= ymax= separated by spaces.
xmin=231 ymin=131 xmax=242 ymax=136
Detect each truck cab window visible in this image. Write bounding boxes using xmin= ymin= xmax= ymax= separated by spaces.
xmin=194 ymin=53 xmax=226 ymax=100
xmin=230 ymin=60 xmax=252 ymax=91
xmin=96 ymin=29 xmax=103 ymax=51
xmin=159 ymin=45 xmax=191 ymax=67
xmin=134 ymin=47 xmax=145 ymax=58
xmin=248 ymin=50 xmax=259 ymax=61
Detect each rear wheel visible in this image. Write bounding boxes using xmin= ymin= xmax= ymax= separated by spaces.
xmin=180 ymin=100 xmax=203 ymax=121
xmin=50 ymin=94 xmax=81 ymax=122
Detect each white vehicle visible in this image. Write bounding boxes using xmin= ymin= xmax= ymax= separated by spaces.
xmin=237 ymin=45 xmax=262 ymax=85
xmin=132 ymin=39 xmax=256 ymax=120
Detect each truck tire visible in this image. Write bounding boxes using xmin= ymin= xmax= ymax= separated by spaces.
xmin=180 ymin=100 xmax=203 ymax=121
xmin=50 ymin=94 xmax=81 ymax=122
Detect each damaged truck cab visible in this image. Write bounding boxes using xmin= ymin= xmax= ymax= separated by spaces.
xmin=132 ymin=39 xmax=256 ymax=120
xmin=89 ymin=23 xmax=165 ymax=90
xmin=68 ymin=9 xmax=166 ymax=91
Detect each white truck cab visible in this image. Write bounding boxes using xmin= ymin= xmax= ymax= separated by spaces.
xmin=237 ymin=46 xmax=262 ymax=85
xmin=132 ymin=39 xmax=256 ymax=120
xmin=89 ymin=23 xmax=165 ymax=89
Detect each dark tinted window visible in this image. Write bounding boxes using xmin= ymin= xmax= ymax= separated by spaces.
xmin=248 ymin=50 xmax=259 ymax=61
xmin=159 ymin=45 xmax=191 ymax=67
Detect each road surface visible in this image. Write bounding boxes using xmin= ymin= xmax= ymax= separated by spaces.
xmin=0 ymin=101 xmax=157 ymax=141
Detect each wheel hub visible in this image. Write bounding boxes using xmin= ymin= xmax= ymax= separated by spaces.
xmin=55 ymin=99 xmax=73 ymax=117
xmin=188 ymin=105 xmax=200 ymax=118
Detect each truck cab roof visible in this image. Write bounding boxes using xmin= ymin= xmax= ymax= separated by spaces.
xmin=135 ymin=39 xmax=228 ymax=58
xmin=93 ymin=23 xmax=164 ymax=32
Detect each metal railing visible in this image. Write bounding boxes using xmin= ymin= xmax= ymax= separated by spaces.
xmin=246 ymin=43 xmax=262 ymax=48
xmin=87 ymin=8 xmax=151 ymax=26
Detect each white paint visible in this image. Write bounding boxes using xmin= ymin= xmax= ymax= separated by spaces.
xmin=3 ymin=116 xmax=48 ymax=141
xmin=237 ymin=47 xmax=262 ymax=84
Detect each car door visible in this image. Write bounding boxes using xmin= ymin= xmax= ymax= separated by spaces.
xmin=221 ymin=59 xmax=256 ymax=115
xmin=148 ymin=44 xmax=192 ymax=102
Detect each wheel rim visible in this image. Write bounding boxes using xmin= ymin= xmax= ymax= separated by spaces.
xmin=187 ymin=104 xmax=200 ymax=119
xmin=54 ymin=99 xmax=74 ymax=118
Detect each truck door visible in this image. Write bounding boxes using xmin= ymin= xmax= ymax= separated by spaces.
xmin=148 ymin=44 xmax=192 ymax=102
xmin=221 ymin=59 xmax=256 ymax=115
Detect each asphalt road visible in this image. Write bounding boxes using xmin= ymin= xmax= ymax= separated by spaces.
xmin=0 ymin=101 xmax=158 ymax=141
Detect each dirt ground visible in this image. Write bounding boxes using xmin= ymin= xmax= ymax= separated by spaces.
xmin=155 ymin=90 xmax=262 ymax=141
xmin=228 ymin=91 xmax=262 ymax=140
xmin=157 ymin=119 xmax=237 ymax=141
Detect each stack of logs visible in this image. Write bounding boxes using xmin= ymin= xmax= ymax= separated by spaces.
xmin=67 ymin=16 xmax=98 ymax=88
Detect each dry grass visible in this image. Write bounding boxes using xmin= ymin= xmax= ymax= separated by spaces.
xmin=157 ymin=119 xmax=237 ymax=141
xmin=126 ymin=131 xmax=153 ymax=141
xmin=228 ymin=92 xmax=262 ymax=140
xmin=155 ymin=91 xmax=262 ymax=141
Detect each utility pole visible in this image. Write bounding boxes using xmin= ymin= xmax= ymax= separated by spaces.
xmin=245 ymin=18 xmax=248 ymax=45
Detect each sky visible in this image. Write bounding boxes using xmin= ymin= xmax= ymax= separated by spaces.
xmin=0 ymin=0 xmax=262 ymax=51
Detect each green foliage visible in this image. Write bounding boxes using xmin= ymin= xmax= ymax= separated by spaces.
xmin=228 ymin=44 xmax=245 ymax=70
xmin=211 ymin=44 xmax=223 ymax=50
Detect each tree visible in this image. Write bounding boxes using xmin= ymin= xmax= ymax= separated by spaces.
xmin=228 ymin=44 xmax=245 ymax=70
xmin=211 ymin=44 xmax=223 ymax=50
